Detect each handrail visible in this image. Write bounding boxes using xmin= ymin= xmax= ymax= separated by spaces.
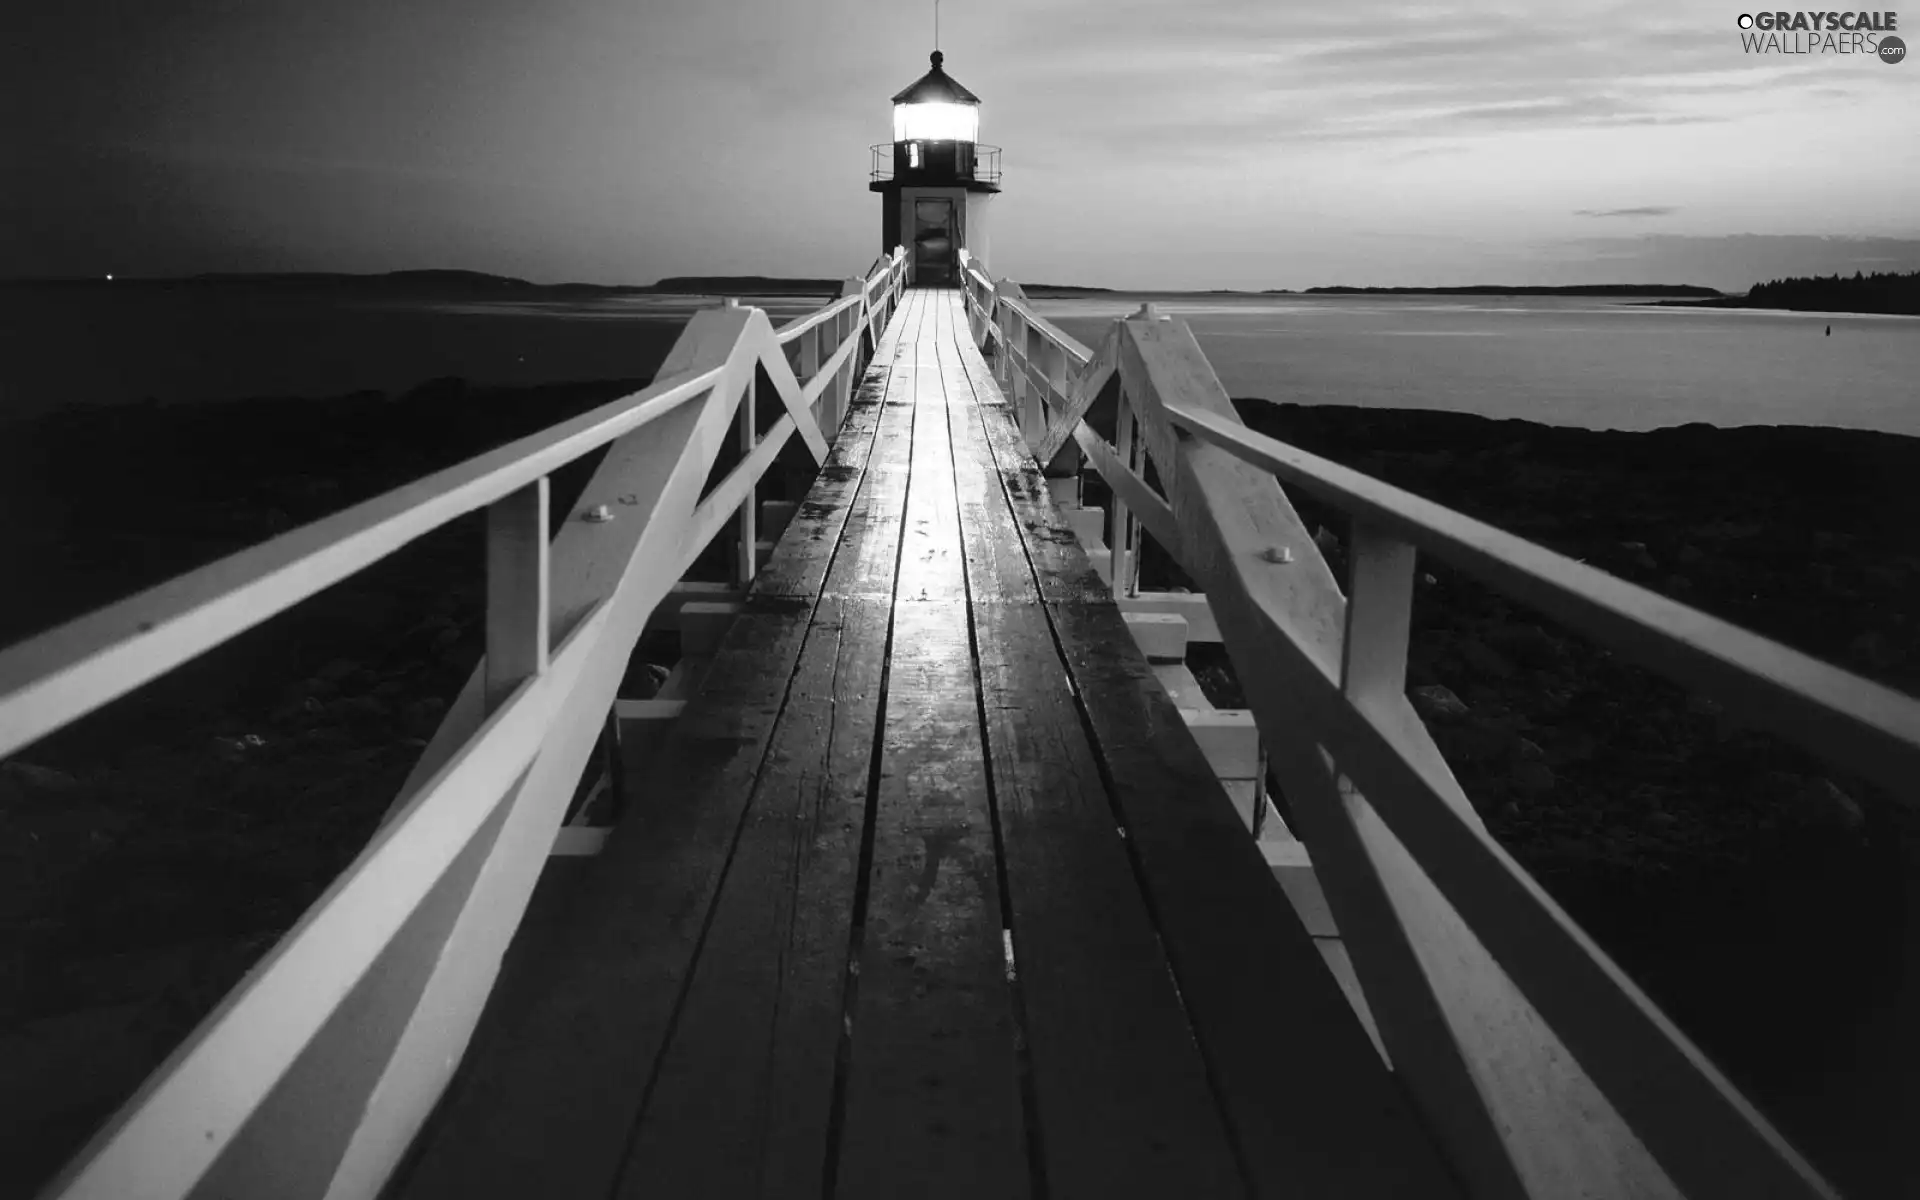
xmin=957 ymin=247 xmax=1862 ymax=1199
xmin=20 ymin=247 xmax=910 ymax=1200
xmin=0 ymin=252 xmax=903 ymax=762
xmin=1165 ymin=404 xmax=1920 ymax=803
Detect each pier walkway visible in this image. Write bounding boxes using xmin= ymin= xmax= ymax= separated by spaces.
xmin=388 ymin=288 xmax=1451 ymax=1198
xmin=10 ymin=248 xmax=1910 ymax=1199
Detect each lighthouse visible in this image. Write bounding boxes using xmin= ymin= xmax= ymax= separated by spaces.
xmin=870 ymin=50 xmax=1001 ymax=286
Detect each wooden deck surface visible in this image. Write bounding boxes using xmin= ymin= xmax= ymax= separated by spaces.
xmin=390 ymin=290 xmax=1461 ymax=1199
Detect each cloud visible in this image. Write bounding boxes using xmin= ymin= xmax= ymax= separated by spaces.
xmin=1574 ymin=206 xmax=1680 ymax=218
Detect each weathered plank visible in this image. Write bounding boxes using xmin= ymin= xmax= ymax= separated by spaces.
xmin=390 ymin=605 xmax=816 ymax=1200
xmin=753 ymin=292 xmax=904 ymax=599
xmin=614 ymin=596 xmax=889 ymax=1198
xmin=822 ymin=292 xmax=924 ymax=601
xmin=611 ymin=312 xmax=926 ymax=1195
xmin=937 ymin=290 xmax=1244 ymax=1195
xmin=836 ymin=598 xmax=1026 ymax=1199
xmin=836 ymin=302 xmax=1025 ymax=1198
xmin=950 ymin=301 xmax=1465 ymax=1199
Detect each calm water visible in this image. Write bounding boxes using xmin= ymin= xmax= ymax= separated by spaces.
xmin=1036 ymin=294 xmax=1920 ymax=436
xmin=3 ymin=287 xmax=1916 ymax=436
xmin=0 ymin=289 xmax=830 ymax=423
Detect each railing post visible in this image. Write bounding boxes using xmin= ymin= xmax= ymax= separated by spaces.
xmin=1342 ymin=521 xmax=1415 ymax=702
xmin=1108 ymin=390 xmax=1134 ymax=598
xmin=838 ymin=276 xmax=865 ymax=435
xmin=799 ymin=319 xmax=823 ymax=436
xmin=736 ymin=368 xmax=758 ymax=586
xmin=1006 ymin=314 xmax=1030 ymax=439
xmin=484 ymin=478 xmax=551 ymax=710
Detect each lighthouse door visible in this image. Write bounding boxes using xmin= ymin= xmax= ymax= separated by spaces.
xmin=912 ymin=197 xmax=957 ymax=286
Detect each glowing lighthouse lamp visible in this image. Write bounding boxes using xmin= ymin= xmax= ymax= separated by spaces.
xmin=870 ymin=49 xmax=1001 ymax=286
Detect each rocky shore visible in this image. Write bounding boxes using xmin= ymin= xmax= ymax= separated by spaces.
xmin=2 ymin=386 xmax=1917 ymax=1194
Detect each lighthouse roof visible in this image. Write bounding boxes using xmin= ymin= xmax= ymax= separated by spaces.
xmin=890 ymin=51 xmax=980 ymax=105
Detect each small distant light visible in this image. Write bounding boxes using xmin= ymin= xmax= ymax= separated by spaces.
xmin=106 ymin=273 xmax=114 ymax=281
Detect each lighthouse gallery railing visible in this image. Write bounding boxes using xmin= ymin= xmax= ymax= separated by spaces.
xmin=0 ymin=249 xmax=909 ymax=1200
xmin=960 ymin=247 xmax=1920 ymax=1200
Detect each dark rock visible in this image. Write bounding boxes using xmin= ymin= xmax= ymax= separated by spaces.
xmin=1848 ymin=631 xmax=1899 ymax=672
xmin=1620 ymin=541 xmax=1658 ymax=571
xmin=1410 ymin=684 xmax=1469 ymax=719
xmin=1436 ymin=722 xmax=1514 ymax=765
xmin=1786 ymin=777 xmax=1866 ymax=837
xmin=403 ymin=696 xmax=448 ymax=732
xmin=1685 ymin=694 xmax=1725 ymax=718
xmin=1511 ymin=760 xmax=1556 ymax=796
xmin=1 ymin=760 xmax=80 ymax=791
xmin=634 ymin=663 xmax=673 ymax=699
xmin=1485 ymin=623 xmax=1562 ymax=669
xmin=315 ymin=659 xmax=360 ymax=683
xmin=1457 ymin=637 xmax=1516 ymax=679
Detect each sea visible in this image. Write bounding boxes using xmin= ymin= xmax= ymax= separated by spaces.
xmin=1 ymin=286 xmax=1916 ymax=436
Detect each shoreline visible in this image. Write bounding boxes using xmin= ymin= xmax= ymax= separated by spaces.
xmin=1639 ymin=295 xmax=1920 ymax=317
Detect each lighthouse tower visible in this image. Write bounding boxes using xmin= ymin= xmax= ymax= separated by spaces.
xmin=870 ymin=50 xmax=1001 ymax=286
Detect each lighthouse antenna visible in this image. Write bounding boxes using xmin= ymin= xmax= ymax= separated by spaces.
xmin=935 ymin=0 xmax=940 ymax=51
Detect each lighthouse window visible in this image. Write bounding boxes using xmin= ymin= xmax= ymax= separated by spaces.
xmin=908 ymin=142 xmax=922 ymax=169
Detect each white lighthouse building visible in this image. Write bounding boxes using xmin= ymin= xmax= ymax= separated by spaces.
xmin=869 ymin=50 xmax=1001 ymax=286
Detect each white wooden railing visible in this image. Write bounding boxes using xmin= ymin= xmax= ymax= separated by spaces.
xmin=0 ymin=247 xmax=909 ymax=1200
xmin=960 ymin=248 xmax=1920 ymax=1200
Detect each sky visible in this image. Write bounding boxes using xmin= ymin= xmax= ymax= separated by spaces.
xmin=4 ymin=0 xmax=1918 ymax=291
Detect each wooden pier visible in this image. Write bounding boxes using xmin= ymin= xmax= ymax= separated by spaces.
xmin=6 ymin=248 xmax=1916 ymax=1199
xmin=388 ymin=287 xmax=1451 ymax=1198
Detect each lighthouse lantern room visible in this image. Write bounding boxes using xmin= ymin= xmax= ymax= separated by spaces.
xmin=870 ymin=50 xmax=1000 ymax=286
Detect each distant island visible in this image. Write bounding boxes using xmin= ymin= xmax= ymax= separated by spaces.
xmin=1644 ymin=270 xmax=1920 ymax=316
xmin=0 ymin=269 xmax=842 ymax=297
xmin=1018 ymin=283 xmax=1722 ymax=299
xmin=22 ymin=267 xmax=1918 ymax=315
xmin=1298 ymin=284 xmax=1722 ymax=297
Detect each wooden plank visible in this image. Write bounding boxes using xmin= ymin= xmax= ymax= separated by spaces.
xmin=821 ymin=290 xmax=926 ymax=600
xmin=837 ymin=296 xmax=1025 ymax=1197
xmin=750 ymin=297 xmax=903 ymax=600
xmin=388 ymin=607 xmax=816 ymax=1200
xmin=611 ymin=300 xmax=926 ymax=1196
xmin=935 ymin=293 xmax=1246 ymax=1195
xmin=836 ymin=600 xmax=1025 ymax=1199
xmin=614 ymin=597 xmax=889 ymax=1197
xmin=948 ymin=349 xmax=1107 ymax=607
xmin=1046 ymin=603 xmax=1465 ymax=1198
xmin=950 ymin=306 xmax=1463 ymax=1199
